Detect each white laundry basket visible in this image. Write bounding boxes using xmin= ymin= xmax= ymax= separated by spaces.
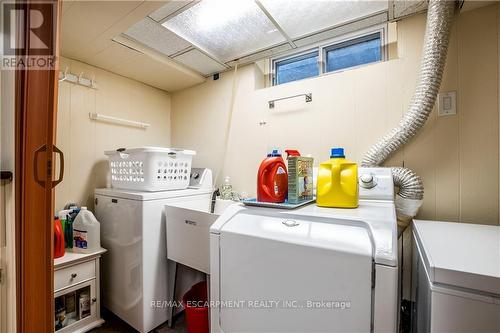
xmin=105 ymin=147 xmax=196 ymax=191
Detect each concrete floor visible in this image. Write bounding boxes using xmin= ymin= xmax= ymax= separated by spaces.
xmin=90 ymin=309 xmax=186 ymax=333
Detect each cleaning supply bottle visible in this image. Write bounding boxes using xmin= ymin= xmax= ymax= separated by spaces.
xmin=257 ymin=149 xmax=288 ymax=203
xmin=58 ymin=209 xmax=71 ymax=248
xmin=220 ymin=176 xmax=233 ymax=200
xmin=72 ymin=207 xmax=101 ymax=253
xmin=67 ymin=207 xmax=80 ymax=249
xmin=54 ymin=217 xmax=65 ymax=258
xmin=316 ymin=148 xmax=359 ymax=208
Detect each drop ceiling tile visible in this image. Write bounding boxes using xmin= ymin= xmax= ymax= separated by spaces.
xmin=149 ymin=0 xmax=193 ymax=22
xmin=226 ymin=42 xmax=292 ymax=66
xmin=163 ymin=0 xmax=286 ymax=63
xmin=124 ymin=18 xmax=191 ymax=56
xmin=259 ymin=0 xmax=388 ymax=39
xmin=293 ymin=11 xmax=388 ymax=48
xmin=173 ymin=49 xmax=226 ymax=75
xmin=88 ymin=42 xmax=205 ymax=92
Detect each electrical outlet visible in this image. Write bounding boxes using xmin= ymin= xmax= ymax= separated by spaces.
xmin=438 ymin=91 xmax=457 ymax=116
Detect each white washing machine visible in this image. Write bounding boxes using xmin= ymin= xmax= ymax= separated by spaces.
xmin=94 ymin=168 xmax=213 ymax=333
xmin=411 ymin=220 xmax=500 ymax=333
xmin=210 ymin=167 xmax=399 ymax=333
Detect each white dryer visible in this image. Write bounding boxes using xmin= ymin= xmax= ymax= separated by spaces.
xmin=94 ymin=168 xmax=213 ymax=333
xmin=210 ymin=167 xmax=398 ymax=333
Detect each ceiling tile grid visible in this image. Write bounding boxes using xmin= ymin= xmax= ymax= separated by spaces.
xmin=162 ymin=0 xmax=287 ymax=63
xmin=173 ymin=49 xmax=228 ymax=75
xmin=113 ymin=0 xmax=391 ymax=78
xmin=259 ymin=0 xmax=388 ymax=40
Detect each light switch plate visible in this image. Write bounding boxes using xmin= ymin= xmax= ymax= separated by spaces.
xmin=438 ymin=91 xmax=457 ymax=116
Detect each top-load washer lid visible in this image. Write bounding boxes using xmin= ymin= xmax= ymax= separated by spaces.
xmin=219 ymin=210 xmax=373 ymax=256
xmin=214 ymin=209 xmax=374 ymax=332
xmin=94 ymin=187 xmax=212 ymax=201
xmin=413 ymin=220 xmax=500 ymax=296
xmin=211 ymin=200 xmax=398 ymax=266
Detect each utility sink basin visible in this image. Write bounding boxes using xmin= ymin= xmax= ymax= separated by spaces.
xmin=165 ymin=199 xmax=237 ymax=274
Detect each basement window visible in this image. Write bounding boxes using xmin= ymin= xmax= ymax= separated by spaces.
xmin=324 ymin=33 xmax=381 ymax=73
xmin=271 ymin=28 xmax=385 ymax=86
xmin=275 ymin=51 xmax=319 ymax=85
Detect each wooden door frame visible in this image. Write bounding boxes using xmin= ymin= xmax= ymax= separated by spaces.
xmin=14 ymin=1 xmax=61 ymax=332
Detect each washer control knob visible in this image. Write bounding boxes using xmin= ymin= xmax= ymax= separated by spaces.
xmin=192 ymin=172 xmax=200 ymax=180
xmin=360 ymin=174 xmax=375 ymax=189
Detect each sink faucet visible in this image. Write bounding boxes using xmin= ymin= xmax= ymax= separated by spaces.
xmin=210 ymin=188 xmax=220 ymax=214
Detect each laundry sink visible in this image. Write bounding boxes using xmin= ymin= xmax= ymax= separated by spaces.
xmin=212 ymin=198 xmax=236 ymax=215
xmin=165 ymin=198 xmax=238 ymax=274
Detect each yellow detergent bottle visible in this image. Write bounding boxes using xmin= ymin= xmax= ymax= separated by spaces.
xmin=316 ymin=148 xmax=359 ymax=208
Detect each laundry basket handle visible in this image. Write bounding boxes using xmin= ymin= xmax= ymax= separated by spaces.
xmin=116 ymin=147 xmax=129 ymax=159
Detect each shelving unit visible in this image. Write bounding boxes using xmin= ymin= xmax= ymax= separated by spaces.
xmin=54 ymin=248 xmax=107 ymax=333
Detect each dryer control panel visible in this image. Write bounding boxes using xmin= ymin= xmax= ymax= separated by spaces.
xmin=358 ymin=167 xmax=394 ymax=201
xmin=189 ymin=168 xmax=214 ymax=189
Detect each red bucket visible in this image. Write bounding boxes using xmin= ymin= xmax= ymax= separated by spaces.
xmin=183 ymin=281 xmax=209 ymax=333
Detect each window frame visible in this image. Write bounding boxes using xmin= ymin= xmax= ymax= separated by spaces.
xmin=273 ymin=49 xmax=320 ymax=86
xmin=270 ymin=24 xmax=387 ymax=86
xmin=323 ymin=31 xmax=384 ymax=74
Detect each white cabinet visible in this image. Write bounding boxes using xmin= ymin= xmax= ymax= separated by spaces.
xmin=411 ymin=221 xmax=500 ymax=333
xmin=54 ymin=249 xmax=106 ymax=333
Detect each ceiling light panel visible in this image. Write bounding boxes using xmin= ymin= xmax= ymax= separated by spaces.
xmin=149 ymin=0 xmax=193 ymax=22
xmin=259 ymin=0 xmax=388 ymax=39
xmin=124 ymin=18 xmax=191 ymax=56
xmin=173 ymin=49 xmax=227 ymax=75
xmin=163 ymin=0 xmax=286 ymax=63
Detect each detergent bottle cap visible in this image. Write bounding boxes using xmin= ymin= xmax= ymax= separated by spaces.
xmin=285 ymin=149 xmax=301 ymax=158
xmin=330 ymin=148 xmax=345 ymax=158
xmin=268 ymin=149 xmax=282 ymax=157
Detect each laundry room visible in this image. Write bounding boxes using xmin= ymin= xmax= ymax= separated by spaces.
xmin=0 ymin=0 xmax=499 ymax=332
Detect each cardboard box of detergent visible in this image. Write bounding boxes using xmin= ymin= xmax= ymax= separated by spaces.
xmin=287 ymin=151 xmax=314 ymax=204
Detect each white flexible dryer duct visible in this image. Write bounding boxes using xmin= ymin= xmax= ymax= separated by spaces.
xmin=362 ymin=0 xmax=459 ymax=228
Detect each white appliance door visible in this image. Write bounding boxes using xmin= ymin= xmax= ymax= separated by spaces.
xmin=218 ymin=213 xmax=374 ymax=333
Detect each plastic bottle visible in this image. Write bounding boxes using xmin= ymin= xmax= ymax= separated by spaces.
xmin=54 ymin=217 xmax=65 ymax=259
xmin=220 ymin=176 xmax=233 ymax=200
xmin=58 ymin=209 xmax=72 ymax=248
xmin=72 ymin=207 xmax=101 ymax=253
xmin=316 ymin=148 xmax=359 ymax=208
xmin=66 ymin=206 xmax=80 ymax=249
xmin=257 ymin=149 xmax=288 ymax=203
xmin=66 ymin=214 xmax=73 ymax=249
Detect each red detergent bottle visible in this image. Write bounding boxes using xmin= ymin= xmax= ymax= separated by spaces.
xmin=54 ymin=217 xmax=65 ymax=259
xmin=257 ymin=150 xmax=288 ymax=203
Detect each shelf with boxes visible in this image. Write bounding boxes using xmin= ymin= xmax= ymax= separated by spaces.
xmin=54 ymin=248 xmax=107 ymax=333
